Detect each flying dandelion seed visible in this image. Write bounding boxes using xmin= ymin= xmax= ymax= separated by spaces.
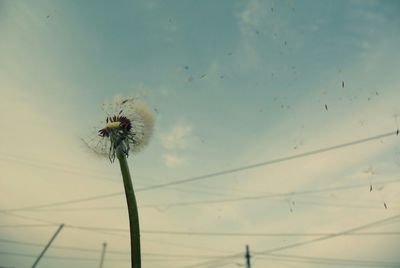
xmin=363 ymin=165 xmax=376 ymax=192
xmin=285 ymin=195 xmax=296 ymax=213
xmin=374 ymin=183 xmax=389 ymax=210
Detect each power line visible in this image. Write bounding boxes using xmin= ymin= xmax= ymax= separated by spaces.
xmin=137 ymin=130 xmax=398 ymax=192
xmin=0 ymin=152 xmax=242 ymax=198
xmin=179 ymin=253 xmax=242 ymax=268
xmin=0 ymin=224 xmax=56 ymax=228
xmin=1 ymin=130 xmax=396 ymax=212
xmin=0 ymin=155 xmax=118 ymax=184
xmin=0 ymin=211 xmax=130 ymax=239
xmin=143 ymin=253 xmax=227 ymax=259
xmin=0 ymin=211 xmax=61 ymax=226
xmin=255 ymin=254 xmax=400 ymax=267
xmin=0 ymin=192 xmax=124 ymax=213
xmin=28 ymin=177 xmax=400 ymax=212
xmin=63 ymin=224 xmax=400 ymax=237
xmin=189 ymin=261 xmax=233 ymax=268
xmin=5 ymin=222 xmax=400 ymax=238
xmin=0 ymin=151 xmax=113 ymax=176
xmin=0 ymin=251 xmax=127 ymax=262
xmin=295 ymin=200 xmax=400 ymax=210
xmin=4 ymin=176 xmax=400 ymax=215
xmin=135 ymin=177 xmax=400 ymax=209
xmin=3 ymin=214 xmax=400 ymax=266
xmin=0 ymin=238 xmax=233 ymax=259
xmin=0 ymin=211 xmax=56 ymax=224
xmin=141 ymin=237 xmax=236 ymax=255
xmin=178 ymin=215 xmax=400 ymax=267
xmin=31 ymin=198 xmax=400 ymax=213
xmin=0 ymin=216 xmax=227 ymax=256
xmin=259 ymin=253 xmax=400 ymax=267
xmin=139 ymin=230 xmax=400 ymax=237
xmin=0 ymin=238 xmax=123 ymax=254
xmin=0 ymin=211 xmax=235 ymax=255
xmin=192 ymin=259 xmax=235 ymax=268
xmin=22 ymin=206 xmax=127 ymax=212
xmin=254 ymin=212 xmax=400 ymax=255
xmin=1 ymin=212 xmax=214 ymax=256
xmin=0 ymin=251 xmax=222 ymax=263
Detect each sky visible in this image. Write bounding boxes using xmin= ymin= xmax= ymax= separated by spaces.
xmin=1 ymin=0 xmax=400 ymax=267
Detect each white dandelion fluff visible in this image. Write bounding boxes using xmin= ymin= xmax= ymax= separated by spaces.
xmin=84 ymin=96 xmax=155 ymax=162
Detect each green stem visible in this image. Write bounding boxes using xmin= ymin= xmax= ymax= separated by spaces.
xmin=117 ymin=152 xmax=141 ymax=268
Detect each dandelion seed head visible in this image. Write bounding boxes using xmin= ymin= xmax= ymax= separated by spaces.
xmin=130 ymin=101 xmax=155 ymax=152
xmin=84 ymin=96 xmax=155 ymax=161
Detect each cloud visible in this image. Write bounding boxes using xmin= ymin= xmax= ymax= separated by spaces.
xmin=160 ymin=121 xmax=193 ymax=150
xmin=159 ymin=121 xmax=193 ymax=168
xmin=234 ymin=0 xmax=279 ymax=71
xmin=237 ymin=0 xmax=265 ymax=36
xmin=163 ymin=153 xmax=186 ymax=168
xmin=142 ymin=0 xmax=158 ymax=9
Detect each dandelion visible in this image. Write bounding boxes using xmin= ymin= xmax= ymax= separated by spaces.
xmin=86 ymin=96 xmax=154 ymax=162
xmin=85 ymin=96 xmax=154 ymax=268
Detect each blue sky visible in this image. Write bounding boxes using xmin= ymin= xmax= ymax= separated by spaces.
xmin=1 ymin=0 xmax=400 ymax=267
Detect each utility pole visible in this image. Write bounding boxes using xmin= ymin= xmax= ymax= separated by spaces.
xmin=32 ymin=224 xmax=64 ymax=268
xmin=99 ymin=242 xmax=107 ymax=268
xmin=245 ymin=245 xmax=251 ymax=268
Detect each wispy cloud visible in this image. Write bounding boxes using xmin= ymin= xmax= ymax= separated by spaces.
xmin=159 ymin=121 xmax=194 ymax=168
xmin=160 ymin=121 xmax=193 ymax=150
xmin=163 ymin=153 xmax=186 ymax=168
xmin=237 ymin=0 xmax=266 ymax=36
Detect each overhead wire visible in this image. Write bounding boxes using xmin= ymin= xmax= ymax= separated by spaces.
xmin=60 ymin=224 xmax=400 ymax=237
xmin=294 ymin=200 xmax=400 ymax=210
xmin=178 ymin=253 xmax=242 ymax=268
xmin=4 ymin=176 xmax=400 ymax=215
xmin=2 ymin=208 xmax=400 ymax=266
xmin=119 ymin=177 xmax=400 ymax=210
xmin=0 ymin=238 xmax=232 ymax=260
xmin=0 ymin=224 xmax=57 ymax=228
xmin=253 ymin=212 xmax=400 ymax=255
xmin=3 ymin=222 xmax=400 ymax=238
xmin=23 ymin=177 xmax=400 ymax=212
xmin=0 ymin=212 xmax=234 ymax=254
xmin=0 ymin=153 xmax=118 ymax=183
xmin=0 ymin=251 xmax=128 ymax=262
xmin=255 ymin=253 xmax=400 ymax=267
xmin=136 ymin=130 xmax=398 ymax=192
xmin=0 ymin=250 xmax=236 ymax=265
xmin=0 ymin=152 xmax=253 ymax=198
xmin=1 ymin=130 xmax=397 ymax=212
xmin=1 ymin=132 xmax=399 ymax=266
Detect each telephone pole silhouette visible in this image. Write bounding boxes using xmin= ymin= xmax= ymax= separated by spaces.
xmin=245 ymin=245 xmax=251 ymax=268
xmin=32 ymin=224 xmax=64 ymax=268
xmin=99 ymin=242 xmax=107 ymax=268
